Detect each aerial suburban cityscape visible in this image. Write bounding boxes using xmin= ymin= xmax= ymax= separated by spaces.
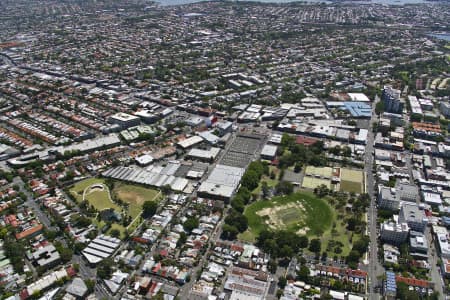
xmin=0 ymin=0 xmax=449 ymax=299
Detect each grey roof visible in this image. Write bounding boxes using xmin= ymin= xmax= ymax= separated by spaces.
xmin=66 ymin=277 xmax=88 ymax=297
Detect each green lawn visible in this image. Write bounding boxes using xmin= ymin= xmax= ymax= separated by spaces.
xmin=243 ymin=191 xmax=333 ymax=239
xmin=240 ymin=190 xmax=358 ymax=256
xmin=70 ymin=178 xmax=121 ymax=212
xmin=340 ymin=180 xmax=363 ymax=194
xmin=113 ymin=183 xmax=160 ymax=218
xmin=70 ymin=178 xmax=160 ymax=239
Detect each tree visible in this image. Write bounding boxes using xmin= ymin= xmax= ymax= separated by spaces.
xmin=231 ymin=197 xmax=245 ymax=213
xmin=160 ymin=184 xmax=171 ymax=195
xmin=281 ymin=133 xmax=296 ymax=150
xmin=268 ymin=259 xmax=278 ymax=274
xmin=241 ymin=170 xmax=259 ymax=191
xmin=278 ymin=276 xmax=287 ymax=289
xmin=225 ymin=210 xmax=248 ymax=233
xmin=59 ymin=248 xmax=73 ymax=263
xmin=346 ymin=250 xmax=361 ymax=265
xmin=261 ymin=181 xmax=270 ymax=199
xmin=396 ymin=282 xmax=420 ymax=300
xmin=297 ymin=265 xmax=310 ymax=281
xmin=309 ymin=239 xmax=321 ymax=253
xmin=275 ymin=181 xmax=294 ymax=195
xmin=110 ymin=229 xmax=120 ymax=238
xmin=176 ymin=232 xmax=187 ymax=247
xmin=298 ymin=235 xmax=309 ymax=249
xmin=142 ymin=201 xmax=158 ymax=218
xmin=221 ymin=224 xmax=238 ymax=240
xmin=183 ymin=217 xmax=199 ymax=233
xmin=280 ymin=245 xmax=294 ymax=258
xmin=97 ymin=258 xmax=114 ymax=279
xmin=85 ymin=279 xmax=95 ymax=293
xmin=375 ymin=101 xmax=385 ymax=115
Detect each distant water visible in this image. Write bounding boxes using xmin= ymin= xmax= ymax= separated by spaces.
xmin=428 ymin=33 xmax=450 ymax=41
xmin=157 ymin=0 xmax=430 ymax=6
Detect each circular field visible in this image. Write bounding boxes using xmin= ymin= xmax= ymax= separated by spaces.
xmin=244 ymin=191 xmax=334 ymax=239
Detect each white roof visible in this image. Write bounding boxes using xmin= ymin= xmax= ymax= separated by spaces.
xmin=177 ymin=136 xmax=203 ymax=149
xmin=135 ymin=154 xmax=154 ymax=165
xmin=347 ymin=93 xmax=370 ymax=102
xmin=260 ymin=144 xmax=277 ymax=157
xmin=188 ymin=147 xmax=221 ymax=160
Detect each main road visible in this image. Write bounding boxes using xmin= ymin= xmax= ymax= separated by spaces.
xmin=366 ymin=97 xmax=384 ymax=300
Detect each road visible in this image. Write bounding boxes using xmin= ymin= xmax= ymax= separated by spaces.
xmin=426 ymin=227 xmax=445 ymax=299
xmin=12 ymin=176 xmax=57 ymax=231
xmin=366 ymin=97 xmax=384 ymax=300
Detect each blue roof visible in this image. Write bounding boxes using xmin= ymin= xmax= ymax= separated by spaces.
xmin=442 ymin=216 xmax=450 ymax=225
xmin=343 ymin=102 xmax=372 ymax=117
xmin=385 ymin=271 xmax=397 ymax=292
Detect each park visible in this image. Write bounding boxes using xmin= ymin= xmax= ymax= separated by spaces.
xmin=241 ymin=190 xmax=362 ymax=257
xmin=69 ymin=178 xmax=160 ymax=238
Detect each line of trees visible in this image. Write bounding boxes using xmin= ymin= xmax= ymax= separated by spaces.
xmin=222 ymin=161 xmax=269 ymax=240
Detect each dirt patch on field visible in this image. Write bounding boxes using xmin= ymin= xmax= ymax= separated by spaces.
xmin=256 ymin=201 xmax=307 ymax=232
xmin=115 ymin=191 xmax=146 ymax=206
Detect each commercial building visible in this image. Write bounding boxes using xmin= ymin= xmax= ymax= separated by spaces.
xmin=177 ymin=136 xmax=204 ymax=149
xmin=216 ymin=121 xmax=233 ymax=136
xmin=380 ymin=220 xmax=409 ymax=245
xmin=398 ymin=203 xmax=428 ymax=232
xmin=102 ymin=165 xmax=189 ymax=192
xmin=187 ymin=147 xmax=221 ymax=163
xmin=384 ymin=271 xmax=397 ymax=299
xmin=198 ymin=164 xmax=245 ymax=200
xmin=260 ymin=144 xmax=277 ymax=160
xmin=434 ymin=226 xmax=450 ymax=259
xmin=108 ymin=113 xmax=141 ymax=129
xmin=410 ymin=231 xmax=428 ymax=254
xmin=382 ymin=86 xmax=404 ymax=114
xmin=377 ymin=183 xmax=418 ymax=211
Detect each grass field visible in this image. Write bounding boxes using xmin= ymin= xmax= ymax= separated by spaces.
xmin=305 ymin=166 xmax=333 ymax=178
xmin=240 ymin=190 xmax=359 ymax=256
xmin=242 ymin=191 xmax=333 ymax=242
xmin=340 ymin=168 xmax=364 ymax=193
xmin=302 ymin=176 xmax=332 ymax=190
xmin=70 ymin=178 xmax=160 ymax=238
xmin=113 ymin=183 xmax=160 ymax=218
xmin=70 ymin=178 xmax=122 ymax=212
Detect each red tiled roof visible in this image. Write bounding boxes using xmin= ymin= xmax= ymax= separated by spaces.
xmin=396 ymin=276 xmax=433 ymax=288
xmin=296 ymin=135 xmax=319 ymax=146
xmin=15 ymin=224 xmax=43 ymax=240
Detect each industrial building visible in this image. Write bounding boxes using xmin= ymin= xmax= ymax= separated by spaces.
xmin=82 ymin=235 xmax=121 ymax=265
xmin=198 ymin=164 xmax=245 ymax=200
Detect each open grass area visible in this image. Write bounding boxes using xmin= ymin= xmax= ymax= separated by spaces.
xmin=305 ymin=166 xmax=333 ymax=178
xmin=70 ymin=178 xmax=159 ymax=239
xmin=243 ymin=191 xmax=333 ymax=240
xmin=113 ymin=183 xmax=160 ymax=218
xmin=240 ymin=189 xmax=359 ymax=256
xmin=302 ymin=176 xmax=332 ymax=190
xmin=340 ymin=168 xmax=364 ymax=194
xmin=70 ymin=178 xmax=121 ymax=212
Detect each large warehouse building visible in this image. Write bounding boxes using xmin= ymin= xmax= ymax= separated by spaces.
xmin=197 ymin=164 xmax=245 ymax=201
